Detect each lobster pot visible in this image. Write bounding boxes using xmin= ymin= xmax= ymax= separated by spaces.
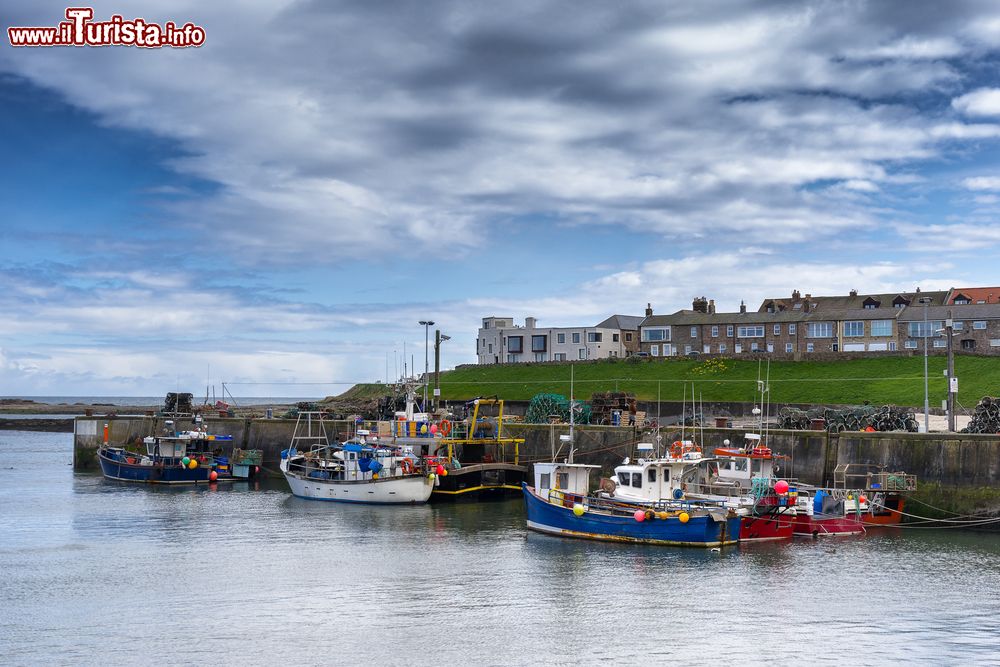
xmin=391 ymin=421 xmax=432 ymax=437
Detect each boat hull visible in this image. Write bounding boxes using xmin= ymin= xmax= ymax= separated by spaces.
xmin=431 ymin=463 xmax=526 ymax=501
xmin=283 ymin=469 xmax=434 ymax=504
xmin=98 ymin=448 xmax=211 ymax=484
xmin=863 ymin=496 xmax=906 ymax=526
xmin=793 ymin=512 xmax=865 ymax=537
xmin=523 ymin=484 xmax=740 ymax=548
xmin=740 ymin=511 xmax=795 ymax=542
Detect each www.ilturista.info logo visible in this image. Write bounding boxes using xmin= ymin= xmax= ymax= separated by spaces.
xmin=8 ymin=7 xmax=205 ymax=48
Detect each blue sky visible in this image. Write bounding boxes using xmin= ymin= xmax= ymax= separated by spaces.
xmin=3 ymin=0 xmax=1000 ymax=396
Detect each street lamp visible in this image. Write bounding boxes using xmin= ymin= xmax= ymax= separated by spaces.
xmin=433 ymin=330 xmax=450 ymax=409
xmin=419 ymin=320 xmax=434 ymax=410
xmin=919 ymin=297 xmax=932 ymax=433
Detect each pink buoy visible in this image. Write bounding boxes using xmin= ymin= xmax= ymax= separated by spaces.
xmin=209 ymin=470 xmax=218 ymax=482
xmin=430 ymin=424 xmax=438 ymax=434
xmin=774 ymin=480 xmax=789 ymax=494
xmin=633 ymin=509 xmax=646 ymax=522
xmin=435 ymin=465 xmax=446 ymax=476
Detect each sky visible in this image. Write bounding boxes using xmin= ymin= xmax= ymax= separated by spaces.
xmin=3 ymin=0 xmax=1000 ymax=396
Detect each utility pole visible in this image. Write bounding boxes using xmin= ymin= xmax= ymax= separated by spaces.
xmin=433 ymin=329 xmax=450 ymax=410
xmin=419 ymin=320 xmax=434 ymax=410
xmin=920 ymin=297 xmax=931 ymax=433
xmin=946 ymin=310 xmax=956 ymax=432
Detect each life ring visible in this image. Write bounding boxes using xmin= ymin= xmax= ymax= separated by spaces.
xmin=439 ymin=420 xmax=452 ymax=436
xmin=400 ymin=458 xmax=414 ymax=474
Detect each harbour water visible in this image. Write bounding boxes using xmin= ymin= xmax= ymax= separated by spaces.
xmin=2 ymin=429 xmax=999 ymax=666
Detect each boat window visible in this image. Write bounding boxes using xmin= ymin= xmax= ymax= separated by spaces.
xmin=632 ymin=473 xmax=642 ymax=487
xmin=648 ymin=468 xmax=656 ymax=483
xmin=734 ymin=459 xmax=748 ymax=472
xmin=663 ymin=468 xmax=669 ymax=481
xmin=557 ymin=472 xmax=569 ymax=490
xmin=539 ymin=473 xmax=550 ymax=489
xmin=618 ymin=473 xmax=629 ymax=487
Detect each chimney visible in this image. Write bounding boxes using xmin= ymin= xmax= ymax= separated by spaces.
xmin=792 ymin=289 xmax=801 ymax=299
xmin=739 ymin=300 xmax=747 ymax=314
xmin=915 ymin=286 xmax=921 ymax=293
xmin=849 ymin=289 xmax=858 ymax=297
xmin=525 ymin=317 xmax=536 ymax=329
xmin=708 ymin=299 xmax=716 ymax=314
xmin=692 ymin=296 xmax=708 ymax=313
xmin=645 ymin=303 xmax=653 ymax=317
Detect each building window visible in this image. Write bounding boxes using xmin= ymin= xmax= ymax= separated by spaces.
xmin=785 ymin=343 xmax=793 ymax=353
xmin=534 ymin=352 xmax=546 ymax=361
xmin=572 ymin=332 xmax=581 ymax=343
xmin=587 ymin=332 xmax=602 ymax=343
xmin=962 ymin=340 xmax=976 ymax=351
xmin=488 ymin=344 xmax=493 ymax=353
xmin=735 ymin=343 xmax=743 ymax=353
xmin=507 ymin=354 xmax=518 ymax=362
xmin=554 ymin=353 xmax=567 ymax=361
xmin=908 ymin=321 xmax=943 ymax=337
xmin=737 ymin=325 xmax=764 ymax=338
xmin=955 ymin=298 xmax=971 ymax=305
xmin=864 ymin=303 xmax=876 ymax=310
xmin=974 ymin=321 xmax=987 ymax=330
xmin=578 ymin=348 xmax=586 ymax=359
xmin=719 ymin=344 xmax=727 ymax=353
xmin=726 ymin=325 xmax=734 ymax=337
xmin=806 ymin=343 xmax=814 ymax=352
xmin=531 ymin=335 xmax=547 ymax=352
xmin=888 ymin=342 xmax=897 ymax=351
xmin=870 ymin=320 xmax=892 ymax=337
xmin=807 ymin=323 xmax=833 ymax=338
xmin=766 ymin=343 xmax=773 ymax=352
xmin=933 ymin=339 xmax=946 ymax=348
xmin=650 ymin=345 xmax=659 ymax=357
xmin=684 ymin=345 xmax=692 ymax=354
xmin=711 ymin=326 xmax=719 ymax=337
xmin=642 ymin=327 xmax=670 ymax=342
xmin=751 ymin=342 xmax=759 ymax=352
xmin=843 ymin=321 xmax=864 ymax=337
xmin=703 ymin=344 xmax=711 ymax=353
xmin=690 ymin=326 xmax=698 ymax=338
xmin=613 ymin=333 xmax=620 ymax=342
xmin=557 ymin=333 xmax=565 ymax=344
xmin=789 ymin=324 xmax=796 ymax=334
xmin=990 ymin=340 xmax=1000 ymax=347
xmin=904 ymin=340 xmax=917 ymax=349
xmin=625 ymin=332 xmax=633 ymax=342
xmin=508 ymin=336 xmax=523 ymax=353
xmin=953 ymin=321 xmax=964 ymax=331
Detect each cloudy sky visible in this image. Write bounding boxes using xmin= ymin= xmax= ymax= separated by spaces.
xmin=3 ymin=0 xmax=1000 ymax=396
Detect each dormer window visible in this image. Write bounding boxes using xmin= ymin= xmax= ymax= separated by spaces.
xmin=862 ymin=297 xmax=881 ymax=309
xmin=892 ymin=296 xmax=910 ymax=308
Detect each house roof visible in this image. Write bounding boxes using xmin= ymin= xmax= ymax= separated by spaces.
xmin=642 ymin=309 xmax=808 ymax=327
xmin=758 ymin=290 xmax=948 ymax=313
xmin=897 ymin=303 xmax=1000 ymax=322
xmin=947 ymin=287 xmax=1000 ymax=305
xmin=595 ymin=314 xmax=644 ymax=330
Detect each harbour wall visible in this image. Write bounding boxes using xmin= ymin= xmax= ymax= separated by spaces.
xmin=73 ymin=416 xmax=1000 ymax=517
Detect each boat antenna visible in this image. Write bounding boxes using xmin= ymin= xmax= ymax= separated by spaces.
xmin=568 ymin=364 xmax=575 ymax=463
xmin=681 ymin=382 xmax=687 ymax=445
xmin=656 ymin=380 xmax=661 ymax=457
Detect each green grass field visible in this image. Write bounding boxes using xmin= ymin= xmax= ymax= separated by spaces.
xmin=390 ymin=356 xmax=1000 ymax=407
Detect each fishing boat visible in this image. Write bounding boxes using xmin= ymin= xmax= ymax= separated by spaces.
xmin=97 ymin=420 xmax=237 ymax=484
xmin=832 ymin=464 xmax=916 ymax=526
xmin=523 ymin=462 xmax=740 ymax=548
xmin=280 ymin=412 xmax=435 ymax=504
xmin=430 ymin=398 xmax=527 ymax=501
xmin=604 ymin=438 xmax=795 ymax=542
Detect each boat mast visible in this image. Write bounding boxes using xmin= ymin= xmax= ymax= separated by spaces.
xmin=568 ymin=364 xmax=575 ymax=463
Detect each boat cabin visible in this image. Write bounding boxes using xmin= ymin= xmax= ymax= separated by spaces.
xmin=610 ymin=456 xmax=690 ymax=502
xmin=533 ymin=462 xmax=598 ymax=496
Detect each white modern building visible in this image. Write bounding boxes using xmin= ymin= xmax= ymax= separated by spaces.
xmin=477 ymin=316 xmax=627 ymax=364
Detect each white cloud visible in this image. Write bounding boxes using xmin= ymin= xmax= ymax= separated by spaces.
xmin=962 ymin=176 xmax=1000 ymax=191
xmin=952 ymin=88 xmax=1000 ymax=117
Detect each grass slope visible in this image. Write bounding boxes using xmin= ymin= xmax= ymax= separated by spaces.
xmin=432 ymin=356 xmax=1000 ymax=406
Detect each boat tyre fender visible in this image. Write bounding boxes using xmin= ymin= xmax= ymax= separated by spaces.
xmin=439 ymin=420 xmax=452 ymax=436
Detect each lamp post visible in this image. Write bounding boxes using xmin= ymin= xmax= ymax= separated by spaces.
xmin=433 ymin=330 xmax=450 ymax=410
xmin=419 ymin=320 xmax=434 ymax=410
xmin=945 ymin=311 xmax=956 ymax=432
xmin=919 ymin=297 xmax=931 ymax=433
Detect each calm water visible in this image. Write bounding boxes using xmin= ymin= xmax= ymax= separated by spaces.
xmin=2 ymin=431 xmax=999 ymax=666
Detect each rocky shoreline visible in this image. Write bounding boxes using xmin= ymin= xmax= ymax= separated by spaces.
xmin=0 ymin=418 xmax=75 ymax=432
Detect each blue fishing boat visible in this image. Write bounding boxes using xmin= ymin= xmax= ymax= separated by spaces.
xmin=97 ymin=420 xmax=240 ymax=485
xmin=523 ymin=462 xmax=740 ymax=548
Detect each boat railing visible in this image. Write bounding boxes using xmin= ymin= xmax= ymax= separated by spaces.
xmin=833 ymin=464 xmax=916 ymax=492
xmin=547 ymin=488 xmax=729 ymax=516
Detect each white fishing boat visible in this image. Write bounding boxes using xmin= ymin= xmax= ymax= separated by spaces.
xmin=279 ymin=412 xmax=435 ymax=504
